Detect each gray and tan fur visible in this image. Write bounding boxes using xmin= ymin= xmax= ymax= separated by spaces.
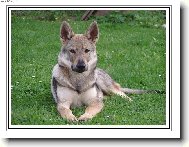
xmin=51 ymin=21 xmax=163 ymax=121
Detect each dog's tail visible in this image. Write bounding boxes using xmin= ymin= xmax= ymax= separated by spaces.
xmin=121 ymin=88 xmax=166 ymax=95
xmin=110 ymin=83 xmax=165 ymax=102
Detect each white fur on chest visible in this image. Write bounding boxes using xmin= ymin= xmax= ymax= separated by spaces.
xmin=75 ymin=86 xmax=98 ymax=107
xmin=57 ymin=85 xmax=98 ymax=108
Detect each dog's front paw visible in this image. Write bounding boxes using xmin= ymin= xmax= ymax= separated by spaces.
xmin=60 ymin=113 xmax=78 ymax=122
xmin=65 ymin=114 xmax=78 ymax=122
xmin=78 ymin=113 xmax=93 ymax=121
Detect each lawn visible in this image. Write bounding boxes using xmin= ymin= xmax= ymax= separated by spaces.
xmin=11 ymin=12 xmax=166 ymax=125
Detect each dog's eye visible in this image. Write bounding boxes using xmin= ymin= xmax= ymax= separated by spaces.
xmin=85 ymin=49 xmax=90 ymax=53
xmin=70 ymin=49 xmax=76 ymax=53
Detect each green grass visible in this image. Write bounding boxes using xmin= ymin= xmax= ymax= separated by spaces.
xmin=11 ymin=15 xmax=166 ymax=125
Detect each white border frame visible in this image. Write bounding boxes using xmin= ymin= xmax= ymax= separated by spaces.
xmin=8 ymin=6 xmax=170 ymax=130
xmin=0 ymin=1 xmax=180 ymax=138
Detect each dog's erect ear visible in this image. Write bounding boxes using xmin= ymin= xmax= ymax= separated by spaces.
xmin=60 ymin=21 xmax=74 ymax=43
xmin=85 ymin=21 xmax=99 ymax=43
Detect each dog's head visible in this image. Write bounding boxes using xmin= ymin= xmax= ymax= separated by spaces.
xmin=58 ymin=21 xmax=99 ymax=73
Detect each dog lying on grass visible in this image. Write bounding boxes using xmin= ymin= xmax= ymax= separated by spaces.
xmin=51 ymin=21 xmax=164 ymax=121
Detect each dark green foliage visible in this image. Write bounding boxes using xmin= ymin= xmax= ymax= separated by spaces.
xmin=93 ymin=10 xmax=166 ymax=27
xmin=11 ymin=10 xmax=85 ymax=21
xmin=11 ymin=10 xmax=166 ymax=28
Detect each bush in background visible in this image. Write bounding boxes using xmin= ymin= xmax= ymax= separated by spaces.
xmin=11 ymin=10 xmax=166 ymax=28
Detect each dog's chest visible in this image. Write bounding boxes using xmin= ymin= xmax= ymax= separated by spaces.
xmin=71 ymin=86 xmax=98 ymax=107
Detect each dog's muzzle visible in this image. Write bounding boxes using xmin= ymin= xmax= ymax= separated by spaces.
xmin=71 ymin=59 xmax=88 ymax=73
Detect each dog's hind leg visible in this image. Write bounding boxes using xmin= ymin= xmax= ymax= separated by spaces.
xmin=110 ymin=82 xmax=133 ymax=101
xmin=96 ymin=68 xmax=132 ymax=101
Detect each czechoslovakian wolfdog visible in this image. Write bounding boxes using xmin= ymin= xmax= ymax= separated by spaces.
xmin=51 ymin=21 xmax=162 ymax=121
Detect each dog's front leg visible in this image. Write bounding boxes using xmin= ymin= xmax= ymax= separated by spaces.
xmin=78 ymin=100 xmax=104 ymax=121
xmin=56 ymin=86 xmax=78 ymax=121
xmin=57 ymin=102 xmax=77 ymax=121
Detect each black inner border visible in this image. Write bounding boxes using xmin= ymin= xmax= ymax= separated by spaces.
xmin=6 ymin=5 xmax=172 ymax=130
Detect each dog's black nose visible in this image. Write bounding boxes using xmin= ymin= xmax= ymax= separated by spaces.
xmin=76 ymin=64 xmax=85 ymax=70
xmin=76 ymin=59 xmax=86 ymax=72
